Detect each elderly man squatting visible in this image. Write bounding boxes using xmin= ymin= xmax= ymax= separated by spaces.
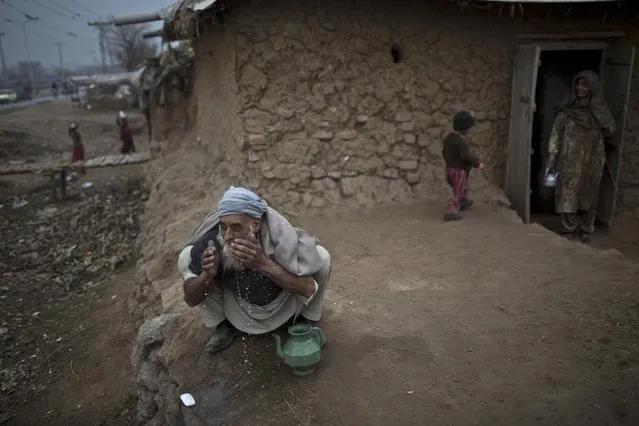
xmin=177 ymin=186 xmax=331 ymax=354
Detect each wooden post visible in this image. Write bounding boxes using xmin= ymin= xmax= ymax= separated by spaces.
xmin=50 ymin=173 xmax=57 ymax=199
xmin=59 ymin=170 xmax=66 ymax=199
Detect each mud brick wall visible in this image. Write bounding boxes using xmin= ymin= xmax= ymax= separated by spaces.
xmin=193 ymin=0 xmax=512 ymax=209
xmin=149 ymin=83 xmax=194 ymax=144
xmin=186 ymin=0 xmax=639 ymax=215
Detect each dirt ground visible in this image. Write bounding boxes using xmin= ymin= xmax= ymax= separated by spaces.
xmin=0 ymin=101 xmax=147 ymax=164
xmin=2 ymin=102 xmax=639 ymax=425
xmin=146 ymin=202 xmax=639 ymax=426
xmin=0 ymin=168 xmax=145 ymax=425
xmin=0 ymin=102 xmax=147 ymax=425
xmin=270 ymin=205 xmax=639 ymax=425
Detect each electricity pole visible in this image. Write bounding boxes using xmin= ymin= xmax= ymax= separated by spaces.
xmin=5 ymin=18 xmax=37 ymax=87
xmin=99 ymin=27 xmax=106 ymax=73
xmin=21 ymin=22 xmax=33 ymax=87
xmin=55 ymin=42 xmax=64 ymax=74
xmin=0 ymin=32 xmax=6 ymax=75
xmin=87 ymin=21 xmax=111 ymax=73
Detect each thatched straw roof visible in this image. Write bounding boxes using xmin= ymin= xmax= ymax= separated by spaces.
xmin=156 ymin=0 xmax=637 ymax=41
xmin=164 ymin=0 xmax=223 ymax=40
xmin=154 ymin=42 xmax=195 ymax=88
xmin=137 ymin=41 xmax=195 ymax=93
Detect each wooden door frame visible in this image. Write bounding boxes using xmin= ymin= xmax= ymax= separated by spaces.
xmin=508 ymin=34 xmax=629 ymax=225
xmin=516 ymin=31 xmax=626 ymax=41
xmin=536 ymin=42 xmax=608 ymax=51
xmin=596 ymin=43 xmax=636 ymax=228
xmin=505 ymin=45 xmax=541 ymax=225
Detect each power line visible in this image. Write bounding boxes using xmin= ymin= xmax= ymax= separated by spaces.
xmin=2 ymin=0 xmax=100 ymax=67
xmin=1 ymin=0 xmax=89 ymax=42
xmin=27 ymin=0 xmax=79 ymax=21
xmin=4 ymin=30 xmax=66 ymax=47
xmin=5 ymin=17 xmax=79 ymax=45
xmin=39 ymin=20 xmax=83 ymax=40
xmin=65 ymin=0 xmax=101 ymax=19
xmin=50 ymin=0 xmax=82 ymax=18
xmin=0 ymin=0 xmax=39 ymax=21
xmin=5 ymin=18 xmax=34 ymax=85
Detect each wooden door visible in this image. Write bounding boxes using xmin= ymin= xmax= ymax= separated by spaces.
xmin=597 ymin=42 xmax=636 ymax=228
xmin=505 ymin=45 xmax=541 ymax=224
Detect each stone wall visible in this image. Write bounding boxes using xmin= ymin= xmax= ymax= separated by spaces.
xmin=228 ymin=0 xmax=510 ymax=208
xmin=186 ymin=0 xmax=639 ymax=215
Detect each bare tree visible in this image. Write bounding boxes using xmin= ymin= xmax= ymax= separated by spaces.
xmin=105 ymin=24 xmax=158 ymax=71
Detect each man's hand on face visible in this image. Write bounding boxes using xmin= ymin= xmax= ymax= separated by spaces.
xmin=201 ymin=242 xmax=220 ymax=279
xmin=230 ymin=235 xmax=269 ymax=271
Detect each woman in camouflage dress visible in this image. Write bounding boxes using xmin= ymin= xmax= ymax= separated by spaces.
xmin=547 ymin=70 xmax=615 ymax=243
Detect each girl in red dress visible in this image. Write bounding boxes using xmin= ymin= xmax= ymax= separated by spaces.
xmin=69 ymin=122 xmax=86 ymax=175
xmin=117 ymin=111 xmax=136 ymax=154
xmin=69 ymin=122 xmax=84 ymax=163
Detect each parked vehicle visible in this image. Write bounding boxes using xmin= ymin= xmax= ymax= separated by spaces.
xmin=0 ymin=88 xmax=18 ymax=104
xmin=15 ymin=86 xmax=32 ymax=102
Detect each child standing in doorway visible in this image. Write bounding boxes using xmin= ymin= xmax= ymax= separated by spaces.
xmin=442 ymin=110 xmax=484 ymax=222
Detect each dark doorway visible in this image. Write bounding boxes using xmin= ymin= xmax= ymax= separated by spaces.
xmin=530 ymin=49 xmax=603 ymax=217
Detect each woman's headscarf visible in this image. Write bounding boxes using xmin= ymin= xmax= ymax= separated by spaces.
xmin=556 ymin=70 xmax=615 ymax=130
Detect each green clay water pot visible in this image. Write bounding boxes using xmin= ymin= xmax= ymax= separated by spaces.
xmin=273 ymin=323 xmax=326 ymax=377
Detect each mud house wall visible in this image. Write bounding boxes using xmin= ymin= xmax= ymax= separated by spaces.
xmin=132 ymin=23 xmax=247 ymax=324
xmin=229 ymin=0 xmax=512 ymax=208
xmin=618 ymin=46 xmax=639 ymax=218
xmin=134 ymin=2 xmax=639 ymax=323
xmin=187 ymin=0 xmax=639 ymax=215
xmin=149 ymin=81 xmax=194 ymax=143
xmin=192 ymin=22 xmax=246 ymax=176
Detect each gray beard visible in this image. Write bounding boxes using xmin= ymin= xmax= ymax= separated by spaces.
xmin=216 ymin=233 xmax=251 ymax=272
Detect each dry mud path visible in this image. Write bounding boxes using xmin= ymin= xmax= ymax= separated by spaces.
xmin=0 ymin=101 xmax=148 ymax=425
xmin=0 ymin=101 xmax=147 ymax=163
xmin=176 ymin=203 xmax=639 ymax=426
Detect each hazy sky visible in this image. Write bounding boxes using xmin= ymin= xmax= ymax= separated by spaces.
xmin=0 ymin=0 xmax=175 ymax=69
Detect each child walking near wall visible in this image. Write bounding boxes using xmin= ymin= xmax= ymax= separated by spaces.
xmin=442 ymin=110 xmax=484 ymax=221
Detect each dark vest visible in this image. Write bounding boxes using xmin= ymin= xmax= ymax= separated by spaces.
xmin=188 ymin=225 xmax=282 ymax=306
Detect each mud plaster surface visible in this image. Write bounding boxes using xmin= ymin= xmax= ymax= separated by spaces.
xmin=163 ymin=0 xmax=639 ymax=215
xmin=135 ymin=201 xmax=639 ymax=425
